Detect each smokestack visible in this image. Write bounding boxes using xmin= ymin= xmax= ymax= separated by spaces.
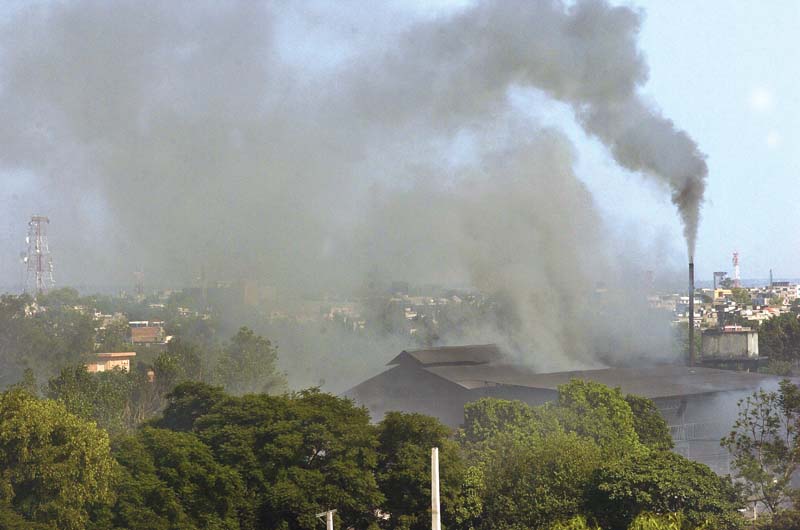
xmin=689 ymin=261 xmax=695 ymax=367
xmin=432 ymin=447 xmax=441 ymax=530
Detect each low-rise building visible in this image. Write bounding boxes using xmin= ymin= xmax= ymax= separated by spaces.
xmin=130 ymin=320 xmax=166 ymax=344
xmin=86 ymin=352 xmax=136 ymax=373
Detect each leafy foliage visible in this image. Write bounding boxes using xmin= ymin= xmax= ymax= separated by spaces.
xmin=758 ymin=314 xmax=800 ymax=362
xmin=214 ymin=327 xmax=286 ymax=395
xmin=0 ymin=389 xmax=115 ymax=529
xmin=722 ymin=380 xmax=800 ymax=514
xmin=95 ymin=317 xmax=132 ymax=353
xmin=556 ymin=380 xmax=642 ymax=458
xmin=480 ymin=429 xmax=602 ymax=530
xmin=730 ymin=288 xmax=752 ymax=306
xmin=375 ymin=412 xmax=464 ymax=530
xmin=461 ymin=397 xmax=543 ymax=445
xmin=158 ymin=385 xmax=384 ymax=530
xmin=586 ymin=450 xmax=742 ymax=529
xmin=47 ymin=365 xmax=160 ymax=436
xmin=625 ymin=394 xmax=674 ymax=451
xmin=0 ymin=292 xmax=95 ymax=388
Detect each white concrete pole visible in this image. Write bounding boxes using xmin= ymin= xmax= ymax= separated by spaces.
xmin=316 ymin=509 xmax=336 ymax=530
xmin=432 ymin=447 xmax=441 ymax=530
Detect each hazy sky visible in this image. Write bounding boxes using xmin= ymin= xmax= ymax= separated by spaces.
xmin=0 ymin=0 xmax=797 ymax=288
xmin=510 ymin=0 xmax=800 ymax=283
xmin=589 ymin=0 xmax=800 ymax=282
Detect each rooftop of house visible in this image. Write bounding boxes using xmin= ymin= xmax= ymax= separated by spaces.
xmin=94 ymin=352 xmax=136 ymax=359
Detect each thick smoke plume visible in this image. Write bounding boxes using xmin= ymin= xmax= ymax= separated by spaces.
xmin=0 ymin=0 xmax=705 ymax=386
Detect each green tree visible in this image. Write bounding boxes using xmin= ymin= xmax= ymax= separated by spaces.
xmin=758 ymin=313 xmax=800 ymax=362
xmin=103 ymin=435 xmax=190 ymax=530
xmin=762 ymin=509 xmax=800 ymax=530
xmin=480 ymin=429 xmax=602 ymax=530
xmin=155 ymin=381 xmax=226 ymax=432
xmin=0 ymin=389 xmax=115 ymax=529
xmin=152 ymin=338 xmax=208 ymax=395
xmin=214 ymin=327 xmax=286 ymax=395
xmin=586 ymin=450 xmax=742 ymax=529
xmin=461 ymin=397 xmax=543 ymax=446
xmin=375 ymin=412 xmax=464 ymax=530
xmin=0 ymin=293 xmax=94 ymax=387
xmin=548 ymin=515 xmax=600 ymax=530
xmin=135 ymin=427 xmax=243 ymax=529
xmin=158 ymin=385 xmax=383 ymax=529
xmin=47 ymin=364 xmax=165 ymax=435
xmin=95 ymin=317 xmax=131 ymax=353
xmin=722 ymin=380 xmax=800 ymax=515
xmin=731 ymin=288 xmax=752 ymax=306
xmin=625 ymin=394 xmax=674 ymax=451
xmin=47 ymin=365 xmax=135 ymax=435
xmin=556 ymin=380 xmax=642 ymax=458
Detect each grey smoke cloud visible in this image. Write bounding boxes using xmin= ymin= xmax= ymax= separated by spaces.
xmin=0 ymin=0 xmax=702 ymax=378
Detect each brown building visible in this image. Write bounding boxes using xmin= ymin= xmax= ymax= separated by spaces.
xmin=130 ymin=321 xmax=165 ymax=344
xmin=86 ymin=352 xmax=136 ymax=373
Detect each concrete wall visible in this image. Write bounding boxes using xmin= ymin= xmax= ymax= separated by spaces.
xmin=702 ymin=331 xmax=759 ymax=359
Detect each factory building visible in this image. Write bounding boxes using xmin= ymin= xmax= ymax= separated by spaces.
xmin=344 ymin=344 xmax=784 ymax=474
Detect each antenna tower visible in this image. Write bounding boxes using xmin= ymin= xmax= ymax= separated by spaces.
xmin=732 ymin=252 xmax=740 ymax=288
xmin=24 ymin=215 xmax=55 ymax=294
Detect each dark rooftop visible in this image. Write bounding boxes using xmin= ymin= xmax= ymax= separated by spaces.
xmin=425 ymin=363 xmax=782 ymax=400
xmin=387 ymin=344 xmax=503 ymax=367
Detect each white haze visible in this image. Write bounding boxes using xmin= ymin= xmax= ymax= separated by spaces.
xmin=0 ymin=0 xmax=705 ymax=387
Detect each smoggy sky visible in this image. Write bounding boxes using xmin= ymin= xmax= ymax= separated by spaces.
xmin=586 ymin=0 xmax=800 ymax=282
xmin=0 ymin=0 xmax=797 ymax=290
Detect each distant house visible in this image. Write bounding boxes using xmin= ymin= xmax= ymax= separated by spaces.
xmin=130 ymin=320 xmax=166 ymax=344
xmin=344 ymin=344 xmax=785 ymax=475
xmin=86 ymin=352 xmax=136 ymax=373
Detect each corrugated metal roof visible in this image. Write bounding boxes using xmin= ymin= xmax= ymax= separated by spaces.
xmin=424 ymin=364 xmax=784 ymax=399
xmin=387 ymin=344 xmax=503 ymax=367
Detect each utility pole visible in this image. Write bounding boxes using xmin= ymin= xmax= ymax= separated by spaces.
xmin=432 ymin=447 xmax=441 ymax=530
xmin=316 ymin=509 xmax=335 ymax=530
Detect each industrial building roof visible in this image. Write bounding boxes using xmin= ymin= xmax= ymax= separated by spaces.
xmin=424 ymin=363 xmax=782 ymax=400
xmin=387 ymin=344 xmax=503 ymax=367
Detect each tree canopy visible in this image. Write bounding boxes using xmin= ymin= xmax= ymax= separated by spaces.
xmin=0 ymin=389 xmax=115 ymax=529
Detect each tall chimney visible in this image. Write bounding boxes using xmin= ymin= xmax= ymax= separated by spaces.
xmin=689 ymin=261 xmax=695 ymax=366
xmin=432 ymin=447 xmax=441 ymax=530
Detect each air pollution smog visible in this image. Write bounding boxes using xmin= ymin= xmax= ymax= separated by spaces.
xmin=0 ymin=0 xmax=706 ymax=388
xmin=4 ymin=2 xmax=799 ymax=529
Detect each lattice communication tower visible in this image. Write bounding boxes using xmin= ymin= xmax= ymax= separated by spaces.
xmin=24 ymin=215 xmax=55 ymax=293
